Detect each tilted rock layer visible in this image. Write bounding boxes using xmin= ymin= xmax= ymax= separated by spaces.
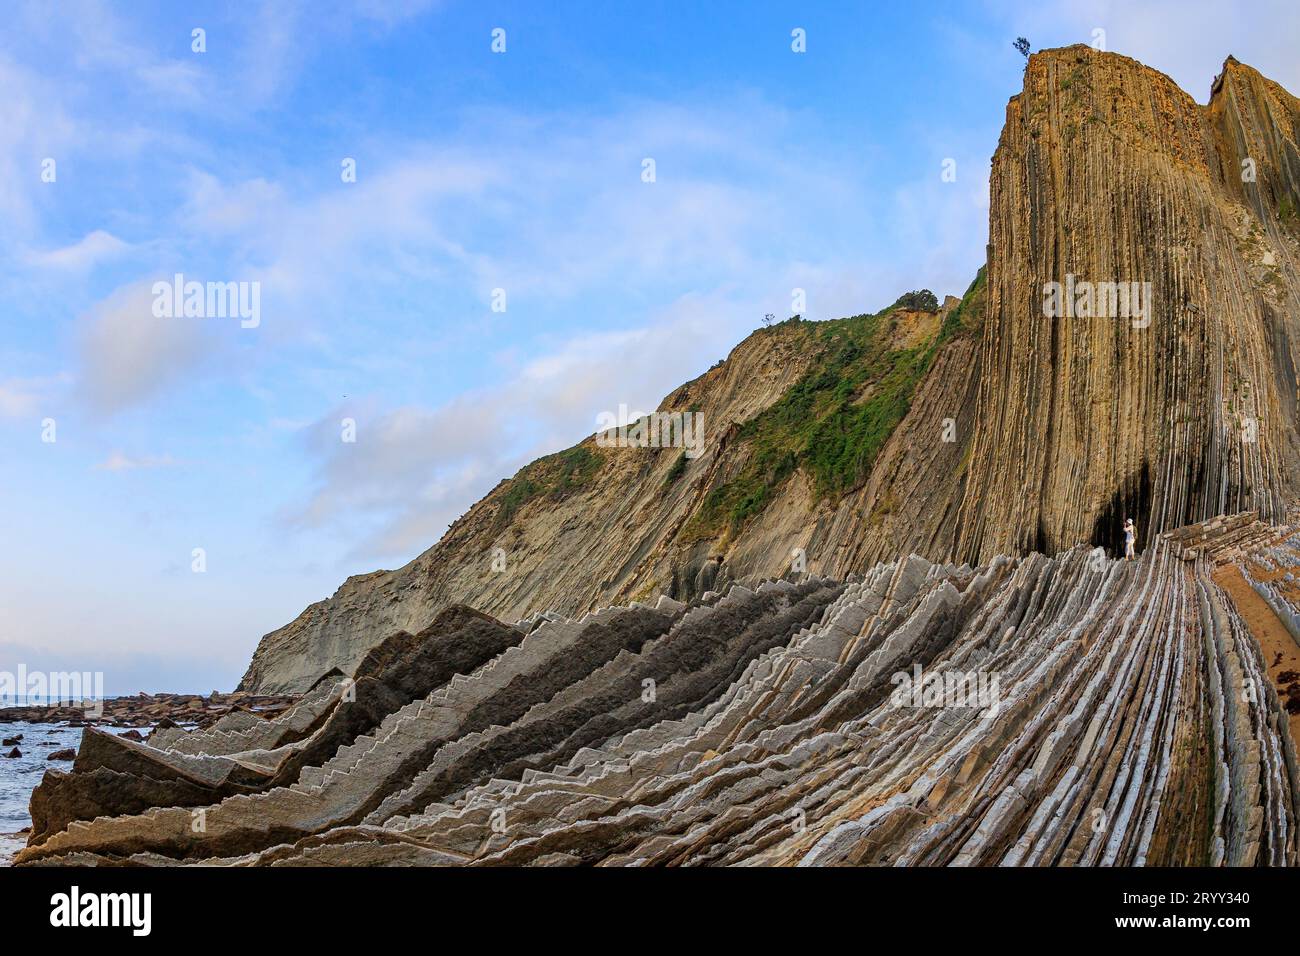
xmin=18 ymin=518 xmax=1300 ymax=866
xmin=239 ymin=47 xmax=1300 ymax=696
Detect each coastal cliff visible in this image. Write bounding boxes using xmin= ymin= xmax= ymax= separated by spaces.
xmin=241 ymin=47 xmax=1300 ymax=701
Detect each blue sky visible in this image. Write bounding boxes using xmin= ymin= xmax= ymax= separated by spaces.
xmin=2 ymin=0 xmax=1297 ymax=694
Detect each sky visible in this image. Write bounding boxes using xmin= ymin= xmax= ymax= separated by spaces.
xmin=2 ymin=0 xmax=1297 ymax=694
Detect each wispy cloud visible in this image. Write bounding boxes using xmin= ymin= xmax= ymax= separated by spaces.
xmin=285 ymin=291 xmax=746 ymax=562
xmin=94 ymin=450 xmax=181 ymax=471
xmin=59 ymin=0 xmax=206 ymax=104
xmin=166 ymin=97 xmax=894 ymax=360
xmin=0 ymin=56 xmax=79 ymax=232
xmin=73 ymin=280 xmax=220 ymax=418
xmin=1 ymin=379 xmax=46 ymax=418
xmin=25 ymin=230 xmax=131 ymax=271
xmin=0 ymin=372 xmax=69 ymax=419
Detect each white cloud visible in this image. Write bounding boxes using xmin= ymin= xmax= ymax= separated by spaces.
xmin=225 ymin=0 xmax=446 ymax=107
xmin=73 ymin=280 xmax=219 ymax=417
xmin=94 ymin=450 xmax=181 ymax=472
xmin=170 ymin=98 xmax=883 ymax=362
xmin=58 ymin=0 xmax=206 ymax=105
xmin=286 ymin=291 xmax=747 ymax=562
xmin=890 ymin=157 xmax=992 ymax=299
xmin=0 ymin=379 xmax=41 ymax=418
xmin=0 ymin=56 xmax=79 ymax=232
xmin=0 ymin=373 xmax=69 ymax=419
xmin=26 ymin=230 xmax=130 ymax=270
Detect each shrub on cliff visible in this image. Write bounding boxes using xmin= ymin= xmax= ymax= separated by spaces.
xmin=891 ymin=289 xmax=939 ymax=312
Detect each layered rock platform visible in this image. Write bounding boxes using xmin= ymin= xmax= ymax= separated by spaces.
xmin=17 ymin=521 xmax=1299 ymax=866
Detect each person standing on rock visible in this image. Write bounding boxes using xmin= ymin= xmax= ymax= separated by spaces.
xmin=1124 ymin=518 xmax=1137 ymax=560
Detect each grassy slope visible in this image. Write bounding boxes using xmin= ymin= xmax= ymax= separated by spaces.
xmin=494 ymin=445 xmax=604 ymax=530
xmin=685 ymin=267 xmax=987 ymax=541
xmin=491 ymin=267 xmax=988 ymax=542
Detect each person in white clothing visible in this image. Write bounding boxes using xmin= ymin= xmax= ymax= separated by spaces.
xmin=1124 ymin=518 xmax=1137 ymax=560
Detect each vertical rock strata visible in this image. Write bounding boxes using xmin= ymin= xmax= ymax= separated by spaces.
xmin=956 ymin=48 xmax=1300 ymax=560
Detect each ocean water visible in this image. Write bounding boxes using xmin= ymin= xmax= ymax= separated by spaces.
xmin=0 ymin=697 xmax=160 ymax=845
xmin=0 ymin=720 xmax=87 ymax=834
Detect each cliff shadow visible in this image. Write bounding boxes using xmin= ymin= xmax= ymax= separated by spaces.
xmin=1091 ymin=463 xmax=1153 ymax=556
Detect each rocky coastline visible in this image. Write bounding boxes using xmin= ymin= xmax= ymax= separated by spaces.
xmin=0 ymin=691 xmax=299 ymax=731
xmin=0 ymin=832 xmax=25 ymax=867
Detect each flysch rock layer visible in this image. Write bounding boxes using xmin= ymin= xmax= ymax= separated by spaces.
xmin=25 ymin=605 xmax=524 ymax=846
xmin=955 ymin=49 xmax=1300 ymax=562
xmin=17 ymin=517 xmax=1299 ymax=866
xmin=239 ymin=47 xmax=1300 ymax=696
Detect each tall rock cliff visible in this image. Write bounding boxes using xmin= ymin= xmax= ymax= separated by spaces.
xmin=241 ymin=47 xmax=1300 ymax=694
xmin=954 ymin=47 xmax=1300 ymax=561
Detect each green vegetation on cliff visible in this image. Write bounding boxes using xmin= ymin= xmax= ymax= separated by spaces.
xmin=938 ymin=266 xmax=987 ymax=344
xmin=489 ymin=268 xmax=987 ymax=542
xmin=495 ymin=445 xmax=604 ymax=529
xmin=686 ymin=268 xmax=986 ymax=540
xmin=662 ymin=450 xmax=689 ymax=487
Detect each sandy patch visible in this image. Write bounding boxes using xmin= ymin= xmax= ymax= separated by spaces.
xmin=1213 ymin=563 xmax=1300 ymax=742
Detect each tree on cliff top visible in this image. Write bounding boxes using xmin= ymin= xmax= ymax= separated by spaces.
xmin=891 ymin=289 xmax=939 ymax=312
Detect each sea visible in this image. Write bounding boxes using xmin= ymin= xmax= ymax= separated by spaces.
xmin=0 ymin=695 xmax=162 ymax=864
